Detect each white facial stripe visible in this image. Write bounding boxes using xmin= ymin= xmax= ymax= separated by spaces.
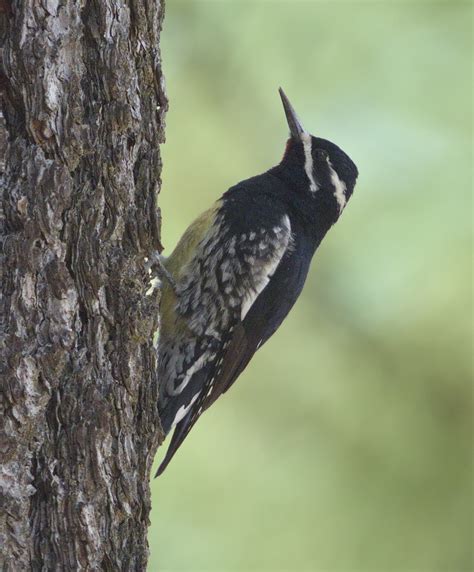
xmin=327 ymin=158 xmax=347 ymax=212
xmin=301 ymin=132 xmax=318 ymax=193
xmin=171 ymin=391 xmax=200 ymax=428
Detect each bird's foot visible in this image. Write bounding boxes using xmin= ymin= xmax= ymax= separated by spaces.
xmin=145 ymin=251 xmax=177 ymax=293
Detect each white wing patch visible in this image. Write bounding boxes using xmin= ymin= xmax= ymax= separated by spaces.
xmin=241 ymin=214 xmax=292 ymax=320
xmin=171 ymin=391 xmax=201 ymax=429
xmin=169 ymin=352 xmax=210 ymax=396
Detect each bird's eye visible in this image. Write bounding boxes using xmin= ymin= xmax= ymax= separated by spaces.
xmin=316 ymin=149 xmax=328 ymax=161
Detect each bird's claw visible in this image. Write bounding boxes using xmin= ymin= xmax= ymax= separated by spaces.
xmin=145 ymin=251 xmax=177 ymax=293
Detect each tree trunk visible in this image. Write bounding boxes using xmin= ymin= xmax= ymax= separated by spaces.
xmin=0 ymin=1 xmax=166 ymax=569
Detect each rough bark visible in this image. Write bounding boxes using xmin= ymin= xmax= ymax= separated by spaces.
xmin=0 ymin=1 xmax=166 ymax=569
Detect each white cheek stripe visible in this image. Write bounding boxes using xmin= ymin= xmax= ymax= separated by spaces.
xmin=171 ymin=391 xmax=201 ymax=428
xmin=301 ymin=132 xmax=318 ymax=193
xmin=327 ymin=158 xmax=347 ymax=212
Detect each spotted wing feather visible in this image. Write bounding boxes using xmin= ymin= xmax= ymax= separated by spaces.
xmin=156 ymin=195 xmax=293 ymax=475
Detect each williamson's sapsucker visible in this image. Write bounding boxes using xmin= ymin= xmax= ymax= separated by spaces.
xmin=153 ymin=89 xmax=359 ymax=476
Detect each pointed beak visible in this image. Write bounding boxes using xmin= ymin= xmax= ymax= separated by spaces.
xmin=279 ymin=87 xmax=307 ymax=139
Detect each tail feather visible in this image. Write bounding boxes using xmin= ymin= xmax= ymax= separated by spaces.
xmin=155 ymin=411 xmax=196 ymax=477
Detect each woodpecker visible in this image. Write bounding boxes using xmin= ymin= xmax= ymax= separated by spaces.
xmin=154 ymin=88 xmax=358 ymax=476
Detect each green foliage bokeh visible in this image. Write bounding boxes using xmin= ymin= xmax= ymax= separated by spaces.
xmin=149 ymin=2 xmax=472 ymax=570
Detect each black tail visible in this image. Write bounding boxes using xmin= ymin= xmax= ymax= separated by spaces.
xmin=155 ymin=411 xmax=196 ymax=477
xmin=156 ymin=363 xmax=214 ymax=476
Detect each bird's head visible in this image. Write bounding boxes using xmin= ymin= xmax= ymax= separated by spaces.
xmin=278 ymin=88 xmax=358 ymax=221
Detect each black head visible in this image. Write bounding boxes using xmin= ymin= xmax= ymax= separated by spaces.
xmin=278 ymin=88 xmax=358 ymax=221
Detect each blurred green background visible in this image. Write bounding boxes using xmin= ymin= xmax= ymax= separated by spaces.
xmin=149 ymin=1 xmax=472 ymax=570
